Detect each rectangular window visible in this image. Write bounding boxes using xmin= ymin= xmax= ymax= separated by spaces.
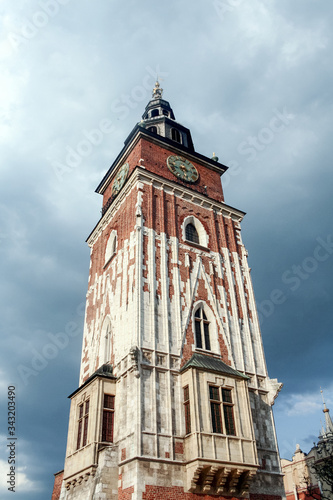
xmin=183 ymin=386 xmax=191 ymax=434
xmin=77 ymin=399 xmax=89 ymax=450
xmin=222 ymin=388 xmax=236 ymax=436
xmin=209 ymin=387 xmax=236 ymax=435
xmin=102 ymin=394 xmax=115 ymax=442
xmin=76 ymin=418 xmax=82 ymax=450
xmin=209 ymin=386 xmax=222 ymax=433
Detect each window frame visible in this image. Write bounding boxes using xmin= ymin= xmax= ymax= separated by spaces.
xmin=147 ymin=125 xmax=158 ymax=134
xmin=209 ymin=385 xmax=222 ymax=433
xmin=182 ymin=216 xmax=209 ymax=249
xmin=171 ymin=128 xmax=181 ymax=143
xmin=102 ymin=394 xmax=115 ymax=443
xmin=183 ymin=385 xmax=191 ymax=435
xmin=222 ymin=388 xmax=236 ymax=436
xmin=209 ymin=385 xmax=236 ymax=436
xmin=104 ymin=230 xmax=117 ymax=267
xmin=76 ymin=399 xmax=90 ymax=450
xmin=185 ymin=223 xmax=199 ymax=244
xmin=194 ymin=307 xmax=211 ymax=351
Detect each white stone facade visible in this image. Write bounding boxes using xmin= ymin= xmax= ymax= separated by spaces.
xmin=56 ymin=96 xmax=285 ymax=500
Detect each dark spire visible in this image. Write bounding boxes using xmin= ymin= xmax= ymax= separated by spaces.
xmin=139 ymin=82 xmax=194 ymax=151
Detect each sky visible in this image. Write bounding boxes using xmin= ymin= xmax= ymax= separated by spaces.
xmin=0 ymin=0 xmax=332 ymax=498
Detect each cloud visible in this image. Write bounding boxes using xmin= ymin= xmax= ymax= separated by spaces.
xmin=0 ymin=1 xmax=332 ymax=498
xmin=277 ymin=385 xmax=333 ymax=418
xmin=0 ymin=459 xmax=41 ymax=493
xmin=0 ymin=435 xmax=42 ymax=495
xmin=284 ymin=395 xmax=322 ymax=417
xmin=0 ymin=372 xmax=10 ymax=400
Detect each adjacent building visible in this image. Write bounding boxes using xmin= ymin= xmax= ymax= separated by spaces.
xmin=281 ymin=394 xmax=333 ymax=500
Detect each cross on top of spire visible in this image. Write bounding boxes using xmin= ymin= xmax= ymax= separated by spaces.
xmin=152 ymin=80 xmax=163 ymax=99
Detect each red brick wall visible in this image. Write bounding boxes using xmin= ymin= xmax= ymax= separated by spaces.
xmin=250 ymin=495 xmax=282 ymax=500
xmin=285 ymin=488 xmax=321 ymax=500
xmin=102 ymin=141 xmax=143 ymax=205
xmin=51 ymin=470 xmax=63 ymax=500
xmin=140 ymin=139 xmax=224 ymax=203
xmin=142 ymin=485 xmax=282 ymax=500
xmin=102 ymin=136 xmax=225 ymax=207
xmin=118 ymin=474 xmax=134 ymax=500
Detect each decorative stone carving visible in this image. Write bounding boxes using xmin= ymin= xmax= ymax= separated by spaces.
xmin=130 ymin=346 xmax=140 ymax=378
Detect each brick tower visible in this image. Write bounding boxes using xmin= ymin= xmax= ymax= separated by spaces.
xmin=54 ymin=82 xmax=285 ymax=500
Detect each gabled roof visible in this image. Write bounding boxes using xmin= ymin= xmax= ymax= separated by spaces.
xmin=68 ymin=364 xmax=116 ymax=399
xmin=180 ymin=352 xmax=249 ymax=379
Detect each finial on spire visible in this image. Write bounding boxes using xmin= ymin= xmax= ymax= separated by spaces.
xmin=152 ymin=80 xmax=163 ymax=99
xmin=321 ymin=387 xmax=329 ymax=412
xmin=320 ymin=388 xmax=333 ymax=436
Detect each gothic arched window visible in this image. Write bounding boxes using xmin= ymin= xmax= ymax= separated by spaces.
xmin=103 ymin=324 xmax=112 ymax=364
xmin=185 ymin=223 xmax=199 ymax=244
xmin=105 ymin=231 xmax=117 ymax=265
xmin=171 ymin=128 xmax=181 ymax=143
xmin=148 ymin=126 xmax=157 ymax=134
xmin=194 ymin=307 xmax=211 ymax=350
xmin=183 ymin=216 xmax=209 ymax=248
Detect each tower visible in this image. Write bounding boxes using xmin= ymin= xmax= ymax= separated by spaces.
xmin=55 ymin=83 xmax=285 ymax=500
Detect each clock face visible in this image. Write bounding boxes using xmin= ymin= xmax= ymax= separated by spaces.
xmin=112 ymin=162 xmax=129 ymax=196
xmin=167 ymin=155 xmax=199 ymax=183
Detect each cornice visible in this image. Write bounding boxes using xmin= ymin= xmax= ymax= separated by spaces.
xmin=96 ymin=127 xmax=228 ymax=195
xmin=137 ymin=167 xmax=245 ymax=219
xmin=87 ymin=166 xmax=245 ymax=247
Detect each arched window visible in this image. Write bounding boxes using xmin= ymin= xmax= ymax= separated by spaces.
xmin=183 ymin=216 xmax=209 ymax=248
xmin=185 ymin=223 xmax=199 ymax=244
xmin=151 ymin=109 xmax=159 ymax=117
xmin=105 ymin=231 xmax=117 ymax=265
xmin=100 ymin=318 xmax=112 ymax=365
xmin=171 ymin=128 xmax=181 ymax=143
xmin=148 ymin=126 xmax=157 ymax=134
xmin=112 ymin=236 xmax=117 ymax=255
xmin=103 ymin=324 xmax=112 ymax=364
xmin=194 ymin=307 xmax=211 ymax=350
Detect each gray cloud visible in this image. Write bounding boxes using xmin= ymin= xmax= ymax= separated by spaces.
xmin=0 ymin=1 xmax=332 ymax=497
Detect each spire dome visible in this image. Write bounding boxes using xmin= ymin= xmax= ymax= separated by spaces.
xmin=138 ymin=83 xmax=194 ymax=151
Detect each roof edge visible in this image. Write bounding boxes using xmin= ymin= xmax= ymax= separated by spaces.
xmin=68 ymin=364 xmax=116 ymax=399
xmin=180 ymin=352 xmax=249 ymax=380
